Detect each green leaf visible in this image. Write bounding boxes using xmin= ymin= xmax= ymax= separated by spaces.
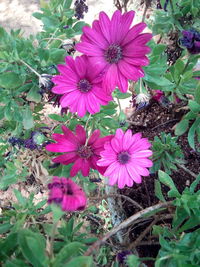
xmin=64 ymin=256 xmax=93 ymax=267
xmin=22 ymin=106 xmax=34 ymax=130
xmin=49 ymin=48 xmax=66 ymax=64
xmin=48 ymin=114 xmax=66 ymax=122
xmin=18 ymin=229 xmax=47 ymax=267
xmin=188 ymin=117 xmax=200 ymax=149
xmin=53 ymin=242 xmax=86 ymax=267
xmin=126 ymin=255 xmax=140 ymax=267
xmin=51 ymin=204 xmax=65 ymax=222
xmin=195 ymin=84 xmax=200 ymax=104
xmin=0 ymin=72 xmax=23 ymax=89
xmin=0 ymin=223 xmax=12 ymax=234
xmin=158 ymin=170 xmax=180 ymax=197
xmin=14 ymin=189 xmax=26 ymax=205
xmin=113 ymin=90 xmax=132 ymax=99
xmin=27 ymin=86 xmax=42 ymax=103
xmin=175 ymin=119 xmax=189 ymax=136
xmin=188 ymin=100 xmax=200 ymax=113
xmin=73 ymin=21 xmax=86 ymax=34
xmin=155 ymin=180 xmax=166 ymax=202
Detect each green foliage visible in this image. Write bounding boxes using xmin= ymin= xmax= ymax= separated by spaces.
xmin=175 ymin=93 xmax=200 ymax=151
xmin=154 ymin=171 xmax=200 ymax=266
xmin=152 ymin=0 xmax=200 ymax=36
xmin=151 ymin=132 xmax=184 ymax=174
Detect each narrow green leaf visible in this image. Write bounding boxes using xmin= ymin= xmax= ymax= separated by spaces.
xmin=175 ymin=119 xmax=189 ymax=136
xmin=155 ymin=180 xmax=166 ymax=202
xmin=188 ymin=117 xmax=200 ymax=149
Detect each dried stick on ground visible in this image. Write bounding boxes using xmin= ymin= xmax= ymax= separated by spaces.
xmin=90 ymin=193 xmax=143 ymax=210
xmin=84 ymin=201 xmax=173 ymax=256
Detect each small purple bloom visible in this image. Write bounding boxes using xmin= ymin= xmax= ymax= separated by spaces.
xmin=180 ymin=29 xmax=200 ymax=54
xmin=74 ymin=0 xmax=88 ymax=20
xmin=117 ymin=250 xmax=132 ymax=264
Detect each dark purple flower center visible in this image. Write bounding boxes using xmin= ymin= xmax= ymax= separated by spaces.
xmin=77 ymin=79 xmax=92 ymax=93
xmin=77 ymin=145 xmax=93 ymax=159
xmin=66 ymin=183 xmax=74 ymax=195
xmin=104 ymin=44 xmax=122 ymax=64
xmin=117 ymin=151 xmax=130 ymax=164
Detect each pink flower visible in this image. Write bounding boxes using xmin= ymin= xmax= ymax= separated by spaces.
xmin=152 ymin=90 xmax=164 ymax=101
xmin=98 ymin=129 xmax=153 ymax=189
xmin=48 ymin=177 xmax=87 ymax=211
xmin=76 ymin=10 xmax=152 ymax=93
xmin=46 ymin=125 xmax=113 ymax=177
xmin=51 ymin=55 xmax=112 ymax=117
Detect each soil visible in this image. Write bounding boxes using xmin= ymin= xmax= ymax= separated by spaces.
xmin=120 ymin=99 xmax=200 ymax=266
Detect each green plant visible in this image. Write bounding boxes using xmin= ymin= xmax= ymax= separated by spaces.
xmin=151 ymin=132 xmax=184 ymax=174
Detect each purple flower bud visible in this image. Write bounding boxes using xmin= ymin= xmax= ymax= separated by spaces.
xmin=74 ymin=0 xmax=88 ymax=20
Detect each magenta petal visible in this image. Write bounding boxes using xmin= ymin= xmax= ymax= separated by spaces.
xmin=122 ymin=129 xmax=133 ymax=150
xmin=81 ymin=159 xmax=90 ymax=176
xmin=99 ymin=11 xmax=111 ymax=43
xmin=118 ymin=61 xmax=144 ymax=81
xmin=119 ymin=11 xmax=135 ymax=41
xmin=104 ymin=161 xmax=120 ymax=176
xmin=52 ymin=85 xmax=76 ymax=94
xmin=126 ymin=164 xmax=142 ymax=183
xmin=83 ymin=25 xmax=108 ymax=49
xmin=75 ymin=125 xmax=86 ymax=144
xmin=77 ymin=95 xmax=86 ymax=117
xmin=76 ymin=42 xmax=103 ymax=56
xmin=75 ymin=56 xmax=87 ymax=78
xmin=117 ymin=70 xmax=128 ymax=93
xmin=131 ymin=33 xmax=152 ymax=46
xmin=121 ymin=22 xmax=146 ymax=46
xmin=88 ymin=129 xmax=101 ymax=145
xmin=65 ymin=56 xmax=76 ymax=72
xmin=46 ymin=142 xmax=76 ymax=153
xmin=110 ymin=10 xmax=121 ymax=43
xmin=70 ymin=158 xmax=83 ymax=176
xmin=124 ymin=56 xmax=149 ymax=66
xmin=103 ymin=64 xmax=118 ymax=93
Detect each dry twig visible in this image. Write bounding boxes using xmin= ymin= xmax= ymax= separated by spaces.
xmin=84 ymin=201 xmax=173 ymax=256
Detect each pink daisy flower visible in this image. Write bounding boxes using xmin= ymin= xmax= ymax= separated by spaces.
xmin=48 ymin=177 xmax=87 ymax=211
xmin=97 ymin=129 xmax=153 ymax=189
xmin=46 ymin=124 xmax=113 ymax=177
xmin=76 ymin=10 xmax=152 ymax=93
xmin=51 ymin=55 xmax=112 ymax=117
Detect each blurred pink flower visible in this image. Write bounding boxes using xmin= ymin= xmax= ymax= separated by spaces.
xmin=152 ymin=90 xmax=164 ymax=101
xmin=46 ymin=125 xmax=113 ymax=177
xmin=48 ymin=177 xmax=87 ymax=211
xmin=98 ymin=129 xmax=153 ymax=189
xmin=76 ymin=10 xmax=152 ymax=93
xmin=52 ymin=55 xmax=112 ymax=117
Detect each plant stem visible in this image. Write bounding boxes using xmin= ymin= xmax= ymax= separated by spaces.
xmin=49 ymin=221 xmax=59 ymax=258
xmin=176 ymin=163 xmax=197 ymax=178
xmin=116 ymin=97 xmax=122 ymax=113
xmin=84 ymin=201 xmax=173 ymax=256
xmin=19 ymin=59 xmax=41 ymax=78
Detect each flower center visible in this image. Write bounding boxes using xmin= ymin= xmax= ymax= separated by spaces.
xmin=104 ymin=44 xmax=122 ymax=64
xmin=117 ymin=151 xmax=130 ymax=164
xmin=66 ymin=183 xmax=73 ymax=195
xmin=77 ymin=79 xmax=92 ymax=93
xmin=77 ymin=145 xmax=93 ymax=159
